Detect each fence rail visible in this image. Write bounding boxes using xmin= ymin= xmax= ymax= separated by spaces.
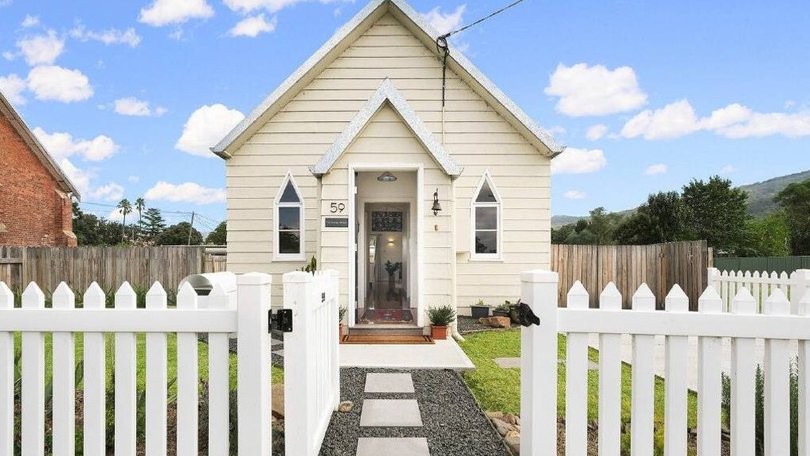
xmin=551 ymin=241 xmax=708 ymax=310
xmin=0 ymin=274 xmax=272 ymax=455
xmin=0 ymin=246 xmax=226 ymax=293
xmin=709 ymin=267 xmax=810 ymax=314
xmin=521 ymin=270 xmax=810 ymax=455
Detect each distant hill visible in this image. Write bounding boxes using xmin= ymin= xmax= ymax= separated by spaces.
xmin=739 ymin=170 xmax=810 ymax=217
xmin=552 ymin=169 xmax=810 ymax=227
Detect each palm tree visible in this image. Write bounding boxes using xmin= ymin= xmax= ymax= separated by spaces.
xmin=134 ymin=197 xmax=146 ymax=240
xmin=117 ymin=199 xmax=132 ymax=242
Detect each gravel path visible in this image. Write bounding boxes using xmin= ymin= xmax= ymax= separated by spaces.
xmin=457 ymin=315 xmax=511 ymax=335
xmin=319 ymin=368 xmax=510 ymax=456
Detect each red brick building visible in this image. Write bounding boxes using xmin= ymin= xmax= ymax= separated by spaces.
xmin=0 ymin=92 xmax=80 ymax=247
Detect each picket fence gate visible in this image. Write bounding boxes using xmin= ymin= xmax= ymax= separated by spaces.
xmin=520 ymin=270 xmax=810 ymax=456
xmin=0 ymin=273 xmax=274 ymax=456
xmin=709 ymin=267 xmax=810 ymax=314
xmin=283 ymin=270 xmax=341 ymax=456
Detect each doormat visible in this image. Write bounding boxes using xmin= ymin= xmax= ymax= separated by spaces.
xmin=360 ymin=309 xmax=413 ymax=323
xmin=341 ymin=335 xmax=434 ymax=345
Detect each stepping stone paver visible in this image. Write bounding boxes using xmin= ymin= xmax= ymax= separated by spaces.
xmin=272 ymin=349 xmax=284 ymax=356
xmin=364 ymin=373 xmax=415 ymax=393
xmin=356 ymin=438 xmax=430 ymax=456
xmin=271 ymin=339 xmax=282 ymax=346
xmin=360 ymin=399 xmax=423 ymax=427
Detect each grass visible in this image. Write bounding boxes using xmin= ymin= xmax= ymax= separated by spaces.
xmin=458 ymin=329 xmax=698 ymax=428
xmin=12 ymin=333 xmax=284 ymax=388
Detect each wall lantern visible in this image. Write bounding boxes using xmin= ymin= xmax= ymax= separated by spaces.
xmin=377 ymin=171 xmax=397 ymax=182
xmin=432 ymin=189 xmax=442 ymax=216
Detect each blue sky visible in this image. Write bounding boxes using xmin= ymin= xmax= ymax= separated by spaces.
xmin=1 ymin=0 xmax=809 ymax=230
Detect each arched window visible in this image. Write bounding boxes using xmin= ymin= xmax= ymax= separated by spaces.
xmin=274 ymin=172 xmax=305 ymax=260
xmin=471 ymin=172 xmax=501 ymax=260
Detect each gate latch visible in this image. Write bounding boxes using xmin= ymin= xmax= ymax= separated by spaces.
xmin=516 ymin=301 xmax=540 ymax=327
xmin=270 ymin=309 xmax=293 ymax=333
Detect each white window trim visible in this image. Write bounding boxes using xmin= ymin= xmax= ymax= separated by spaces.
xmin=470 ymin=171 xmax=503 ymax=261
xmin=273 ymin=172 xmax=306 ymax=262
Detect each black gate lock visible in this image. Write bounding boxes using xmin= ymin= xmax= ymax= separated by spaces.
xmin=269 ymin=309 xmax=293 ymax=333
xmin=515 ymin=301 xmax=540 ymax=327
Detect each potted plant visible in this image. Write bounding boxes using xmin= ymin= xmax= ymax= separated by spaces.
xmin=427 ymin=305 xmax=456 ymax=340
xmin=492 ymin=300 xmax=512 ymax=318
xmin=338 ymin=306 xmax=348 ymax=341
xmin=470 ymin=299 xmax=490 ymax=319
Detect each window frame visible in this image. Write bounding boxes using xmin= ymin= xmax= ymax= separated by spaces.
xmin=273 ymin=172 xmax=306 ymax=262
xmin=470 ymin=171 xmax=503 ymax=261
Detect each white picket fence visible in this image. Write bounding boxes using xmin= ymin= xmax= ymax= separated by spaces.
xmin=0 ymin=273 xmax=273 ymax=456
xmin=283 ymin=270 xmax=341 ymax=456
xmin=709 ymin=267 xmax=810 ymax=314
xmin=521 ymin=270 xmax=810 ymax=456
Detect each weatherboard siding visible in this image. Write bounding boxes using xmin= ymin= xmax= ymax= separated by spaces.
xmin=226 ymin=13 xmax=550 ymax=313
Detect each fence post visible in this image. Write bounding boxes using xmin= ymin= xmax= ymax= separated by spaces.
xmin=790 ymin=269 xmax=810 ymax=315
xmin=0 ymin=283 xmax=13 ymax=456
xmin=237 ymin=273 xmax=272 ymax=456
xmin=328 ymin=270 xmax=341 ymax=410
xmin=799 ymin=292 xmax=810 ymax=456
xmin=284 ymin=271 xmax=316 ymax=456
xmin=520 ymin=270 xmax=558 ymax=456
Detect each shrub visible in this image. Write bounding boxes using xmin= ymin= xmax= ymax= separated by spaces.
xmin=428 ymin=305 xmax=456 ymax=326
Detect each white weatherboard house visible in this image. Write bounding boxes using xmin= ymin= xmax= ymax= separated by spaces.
xmin=213 ymin=0 xmax=563 ymax=333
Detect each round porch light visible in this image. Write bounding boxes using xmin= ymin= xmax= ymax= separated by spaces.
xmin=377 ymin=171 xmax=397 ymax=182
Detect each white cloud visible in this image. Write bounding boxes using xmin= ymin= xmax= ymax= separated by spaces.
xmin=643 ymin=164 xmax=668 ymax=176
xmin=108 ymin=208 xmax=125 ymax=222
xmin=176 ymin=104 xmax=245 ymax=157
xmin=139 ymin=0 xmax=214 ymax=26
xmin=21 ymin=15 xmax=39 ymax=28
xmin=421 ymin=5 xmax=466 ymax=35
xmin=564 ymin=190 xmax=587 ymax=200
xmin=223 ymin=0 xmax=354 ymax=14
xmin=551 ymin=148 xmax=607 ymax=175
xmin=17 ymin=30 xmax=65 ymax=66
xmin=545 ymin=63 xmax=647 ymax=117
xmin=69 ymin=25 xmax=142 ymax=47
xmin=2 ymin=52 xmax=15 ymax=61
xmin=88 ymin=182 xmax=125 ymax=202
xmin=719 ymin=165 xmax=736 ymax=175
xmin=145 ymin=181 xmax=226 ymax=204
xmin=33 ymin=127 xmax=119 ymax=161
xmin=27 ymin=65 xmax=93 ymax=102
xmin=113 ymin=97 xmax=166 ymax=117
xmin=229 ymin=14 xmax=277 ymax=37
xmin=128 ymin=175 xmax=140 ymax=183
xmin=621 ymin=99 xmax=810 ymax=140
xmin=0 ymin=74 xmax=27 ymax=105
xmin=58 ymin=159 xmax=91 ymax=195
xmin=585 ymin=124 xmax=608 ymax=141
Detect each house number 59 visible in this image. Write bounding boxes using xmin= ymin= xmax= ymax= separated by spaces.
xmin=330 ymin=202 xmax=346 ymax=214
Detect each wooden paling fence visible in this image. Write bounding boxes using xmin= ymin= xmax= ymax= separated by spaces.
xmin=551 ymin=241 xmax=708 ymax=310
xmin=0 ymin=246 xmax=227 ymax=293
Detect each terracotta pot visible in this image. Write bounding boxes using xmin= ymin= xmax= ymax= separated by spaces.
xmin=431 ymin=325 xmax=448 ymax=340
xmin=339 ymin=324 xmax=346 ymax=341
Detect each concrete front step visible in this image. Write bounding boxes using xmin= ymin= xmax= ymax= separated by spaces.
xmin=349 ymin=326 xmax=425 ymax=337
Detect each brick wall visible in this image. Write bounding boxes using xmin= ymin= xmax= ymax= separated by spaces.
xmin=0 ymin=115 xmax=77 ymax=247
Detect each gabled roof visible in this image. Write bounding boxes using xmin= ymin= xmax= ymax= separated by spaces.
xmin=0 ymin=91 xmax=81 ymax=199
xmin=311 ymin=78 xmax=463 ymax=177
xmin=212 ymin=0 xmax=565 ymax=160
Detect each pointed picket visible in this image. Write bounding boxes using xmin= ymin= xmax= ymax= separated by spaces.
xmin=731 ymin=288 xmax=757 ymax=456
xmin=779 ymin=271 xmax=790 ymax=295
xmin=664 ymin=285 xmax=689 ymax=455
xmin=22 ymin=282 xmax=45 ymax=455
xmin=52 ymin=283 xmax=76 ymax=456
xmin=0 ymin=282 xmax=13 ymax=456
xmin=565 ymin=281 xmax=589 ymax=456
xmin=83 ymin=283 xmax=107 ymax=456
xmin=176 ymin=283 xmax=199 ymax=455
xmin=764 ymin=289 xmax=790 ymax=456
xmin=145 ymin=282 xmax=168 ymax=455
xmin=631 ymin=284 xmax=655 ymax=456
xmin=598 ymin=282 xmax=622 ymax=456
xmin=115 ymin=282 xmax=138 ymax=455
xmin=697 ymin=286 xmax=723 ymax=456
xmin=208 ymin=283 xmax=231 ymax=456
xmin=751 ymin=271 xmax=762 ymax=312
xmin=800 ymin=292 xmax=810 ymax=456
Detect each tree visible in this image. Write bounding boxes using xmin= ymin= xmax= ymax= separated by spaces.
xmin=741 ymin=212 xmax=791 ymax=257
xmin=72 ymin=202 xmax=128 ymax=245
xmin=156 ymin=222 xmax=203 ymax=245
xmin=587 ymin=207 xmax=623 ymax=245
xmin=117 ymin=199 xmax=132 ymax=242
xmin=140 ymin=208 xmax=166 ymax=241
xmin=775 ymin=179 xmax=810 ymax=255
xmin=682 ymin=176 xmax=749 ymax=253
xmin=134 ymin=197 xmax=146 ymax=240
xmin=551 ymin=223 xmax=575 ymax=244
xmin=206 ymin=222 xmax=227 ymax=245
xmin=614 ymin=192 xmax=689 ymax=245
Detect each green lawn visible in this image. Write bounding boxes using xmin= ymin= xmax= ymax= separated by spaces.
xmin=459 ymin=329 xmax=697 ymax=428
xmin=12 ymin=333 xmax=284 ymax=388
